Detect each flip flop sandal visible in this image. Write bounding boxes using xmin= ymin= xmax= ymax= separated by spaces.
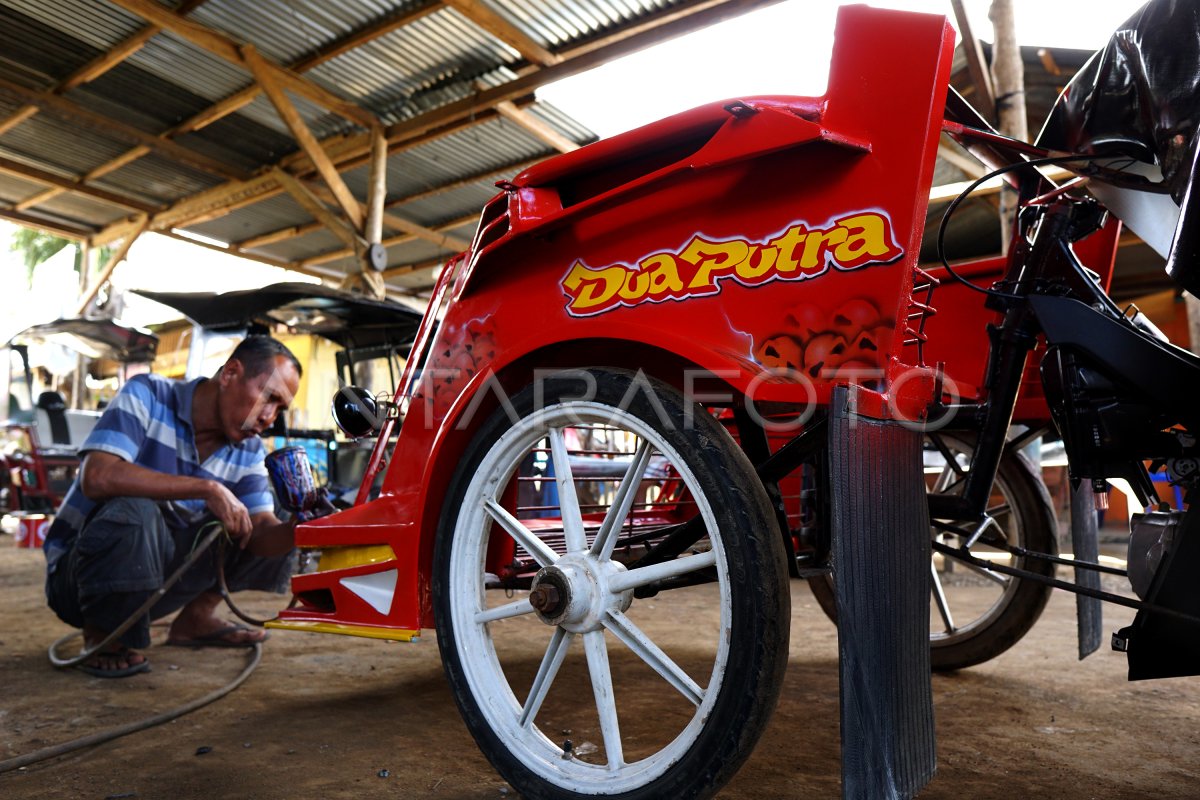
xmin=76 ymin=648 xmax=152 ymax=678
xmin=165 ymin=624 xmax=269 ymax=649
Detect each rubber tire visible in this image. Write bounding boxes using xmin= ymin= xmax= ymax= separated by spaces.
xmin=433 ymin=368 xmax=791 ymax=800
xmin=808 ymin=440 xmax=1057 ymax=672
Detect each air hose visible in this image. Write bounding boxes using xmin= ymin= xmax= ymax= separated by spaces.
xmin=0 ymin=521 xmax=269 ymax=775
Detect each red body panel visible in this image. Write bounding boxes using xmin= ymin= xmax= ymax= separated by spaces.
xmin=282 ymin=5 xmax=957 ymax=633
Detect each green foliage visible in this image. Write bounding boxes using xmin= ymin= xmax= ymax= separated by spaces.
xmin=8 ymin=229 xmax=111 ymax=286
xmin=10 ymin=228 xmax=72 ymax=282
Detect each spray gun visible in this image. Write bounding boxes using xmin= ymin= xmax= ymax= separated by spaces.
xmin=264 ymin=446 xmax=337 ymax=522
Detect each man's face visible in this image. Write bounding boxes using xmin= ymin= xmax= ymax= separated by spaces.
xmin=217 ymin=354 xmax=301 ymax=443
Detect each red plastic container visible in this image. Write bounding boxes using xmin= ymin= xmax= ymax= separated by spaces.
xmin=13 ymin=514 xmax=50 ymax=548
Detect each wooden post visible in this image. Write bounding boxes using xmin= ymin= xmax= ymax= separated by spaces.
xmin=990 ymin=0 xmax=1027 ymax=251
xmin=76 ymin=217 xmax=149 ymax=316
xmin=365 ymin=126 xmax=388 ymax=245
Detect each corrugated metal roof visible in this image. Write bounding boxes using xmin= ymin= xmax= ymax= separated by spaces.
xmin=252 ymin=228 xmax=346 ymax=262
xmin=93 ymin=153 xmax=224 ymax=205
xmin=308 ymin=7 xmax=522 ymax=121
xmin=488 ymin=0 xmax=676 ymax=49
xmin=0 ymin=0 xmax=771 ymax=297
xmin=0 ymin=114 xmax=132 ymax=176
xmin=186 ymin=192 xmax=311 ymax=244
xmin=0 ymin=172 xmax=45 ymax=205
xmin=192 ymin=0 xmax=418 ymax=66
xmin=3 ymin=0 xmax=145 ymax=54
xmin=34 ymin=192 xmax=130 ymax=228
xmin=126 ymin=30 xmax=253 ymax=103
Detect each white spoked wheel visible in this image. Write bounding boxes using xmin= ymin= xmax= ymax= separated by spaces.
xmin=434 ymin=369 xmax=789 ymax=800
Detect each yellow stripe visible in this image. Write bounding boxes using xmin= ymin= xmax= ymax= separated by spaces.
xmin=264 ymin=619 xmax=420 ymax=641
xmin=314 ymin=544 xmax=397 ymax=572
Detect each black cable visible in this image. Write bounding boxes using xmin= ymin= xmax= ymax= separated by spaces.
xmin=935 ymin=152 xmax=1126 ymax=301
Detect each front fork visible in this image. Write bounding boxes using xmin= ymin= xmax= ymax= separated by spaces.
xmin=928 ymin=202 xmax=1077 ymax=521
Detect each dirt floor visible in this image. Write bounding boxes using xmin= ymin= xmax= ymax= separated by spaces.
xmin=2 ymin=542 xmax=1198 ymax=800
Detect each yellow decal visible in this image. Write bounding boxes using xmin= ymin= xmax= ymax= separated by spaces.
xmin=561 ymin=211 xmax=903 ymax=317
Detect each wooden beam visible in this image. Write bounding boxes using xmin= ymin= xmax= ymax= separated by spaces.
xmin=304 ymin=180 xmax=470 ymax=251
xmin=77 ymin=216 xmax=149 ymax=315
xmin=60 ymin=28 xmax=157 ymax=91
xmin=0 ymin=74 xmax=247 ymax=182
xmin=0 ymin=207 xmax=90 ymax=239
xmin=303 ymin=213 xmax=475 ymax=267
xmin=950 ymin=0 xmax=996 ymax=122
xmin=937 ymin=140 xmax=986 ymax=180
xmin=244 ymin=45 xmax=366 ymax=230
xmin=394 ymin=156 xmax=540 ymax=206
xmin=13 ymin=188 xmax=60 ymax=213
xmin=381 ymin=210 xmax=471 ymax=250
xmin=13 ymin=144 xmax=153 ymax=211
xmin=381 ymin=255 xmax=445 ymax=280
xmin=90 ymin=215 xmax=149 ymax=248
xmin=159 ymin=230 xmax=333 ymax=282
xmin=267 ymin=63 xmax=379 ymax=131
xmin=237 ymin=220 xmax=325 ymax=250
xmin=272 ymin=168 xmax=362 ymax=251
xmin=236 ymin=156 xmax=537 ymax=250
xmin=0 ymin=154 xmax=159 ymax=213
xmin=442 ymin=0 xmax=559 ymax=66
xmin=0 ymin=105 xmax=37 ymax=136
xmin=929 ymin=166 xmax=1071 ymax=204
xmin=301 ymin=2 xmax=442 ymax=70
xmin=495 ymin=100 xmax=579 ymax=153
xmin=108 ymin=0 xmax=378 ymax=130
xmin=169 ymin=2 xmax=441 ymax=136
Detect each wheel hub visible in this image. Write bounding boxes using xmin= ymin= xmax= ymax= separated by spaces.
xmin=530 ymin=555 xmax=633 ymax=633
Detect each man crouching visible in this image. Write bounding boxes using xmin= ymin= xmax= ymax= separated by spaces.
xmin=44 ymin=336 xmax=302 ymax=677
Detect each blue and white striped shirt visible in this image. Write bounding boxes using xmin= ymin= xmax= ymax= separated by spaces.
xmin=44 ymin=374 xmax=273 ymax=570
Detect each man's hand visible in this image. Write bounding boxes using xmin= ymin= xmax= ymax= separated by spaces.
xmin=204 ymin=482 xmax=253 ymax=547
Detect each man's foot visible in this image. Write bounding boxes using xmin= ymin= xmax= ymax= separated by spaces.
xmin=165 ymin=591 xmax=268 ymax=648
xmin=165 ymin=622 xmax=267 ymax=648
xmin=77 ymin=638 xmax=150 ymax=679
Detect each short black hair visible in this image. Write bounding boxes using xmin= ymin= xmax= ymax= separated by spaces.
xmin=228 ymin=335 xmax=302 ymax=379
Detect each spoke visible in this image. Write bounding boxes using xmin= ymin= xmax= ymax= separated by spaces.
xmin=986 ymin=502 xmax=1012 ymax=518
xmin=932 ymin=463 xmax=958 ymax=494
xmin=519 ymin=627 xmax=573 ymax=728
xmin=591 ymin=440 xmax=653 ymax=562
xmin=928 ymin=434 xmax=966 ymax=479
xmin=474 ymin=597 xmax=536 ymax=624
xmin=584 ymin=630 xmax=624 ymax=770
xmin=956 ymin=556 xmax=1012 ymax=587
xmin=549 ymin=427 xmax=588 ymax=553
xmin=484 ymin=499 xmax=557 ymax=568
xmin=604 ymin=609 xmax=703 ymax=707
xmin=608 ymin=550 xmax=717 ymax=594
xmin=930 ymin=561 xmax=956 ymax=634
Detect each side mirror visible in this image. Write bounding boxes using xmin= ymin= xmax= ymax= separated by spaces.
xmin=330 ymin=386 xmax=383 ymax=438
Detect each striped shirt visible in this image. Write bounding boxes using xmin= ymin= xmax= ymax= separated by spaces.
xmin=44 ymin=374 xmax=273 ymax=570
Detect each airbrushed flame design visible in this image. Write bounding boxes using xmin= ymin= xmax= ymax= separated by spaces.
xmin=560 ymin=210 xmax=903 ymax=317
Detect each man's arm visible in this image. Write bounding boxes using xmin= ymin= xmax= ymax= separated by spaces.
xmin=80 ymin=451 xmax=253 ymax=543
xmin=248 ymin=512 xmax=296 ymax=557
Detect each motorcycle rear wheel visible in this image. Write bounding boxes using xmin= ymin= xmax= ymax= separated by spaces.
xmin=808 ymin=433 xmax=1057 ymax=671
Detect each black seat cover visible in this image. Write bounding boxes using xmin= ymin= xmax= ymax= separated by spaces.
xmin=35 ymin=391 xmax=70 ymax=446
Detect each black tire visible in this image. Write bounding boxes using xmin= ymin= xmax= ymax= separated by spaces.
xmin=808 ymin=434 xmax=1057 ymax=671
xmin=434 ymin=368 xmax=790 ymax=799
